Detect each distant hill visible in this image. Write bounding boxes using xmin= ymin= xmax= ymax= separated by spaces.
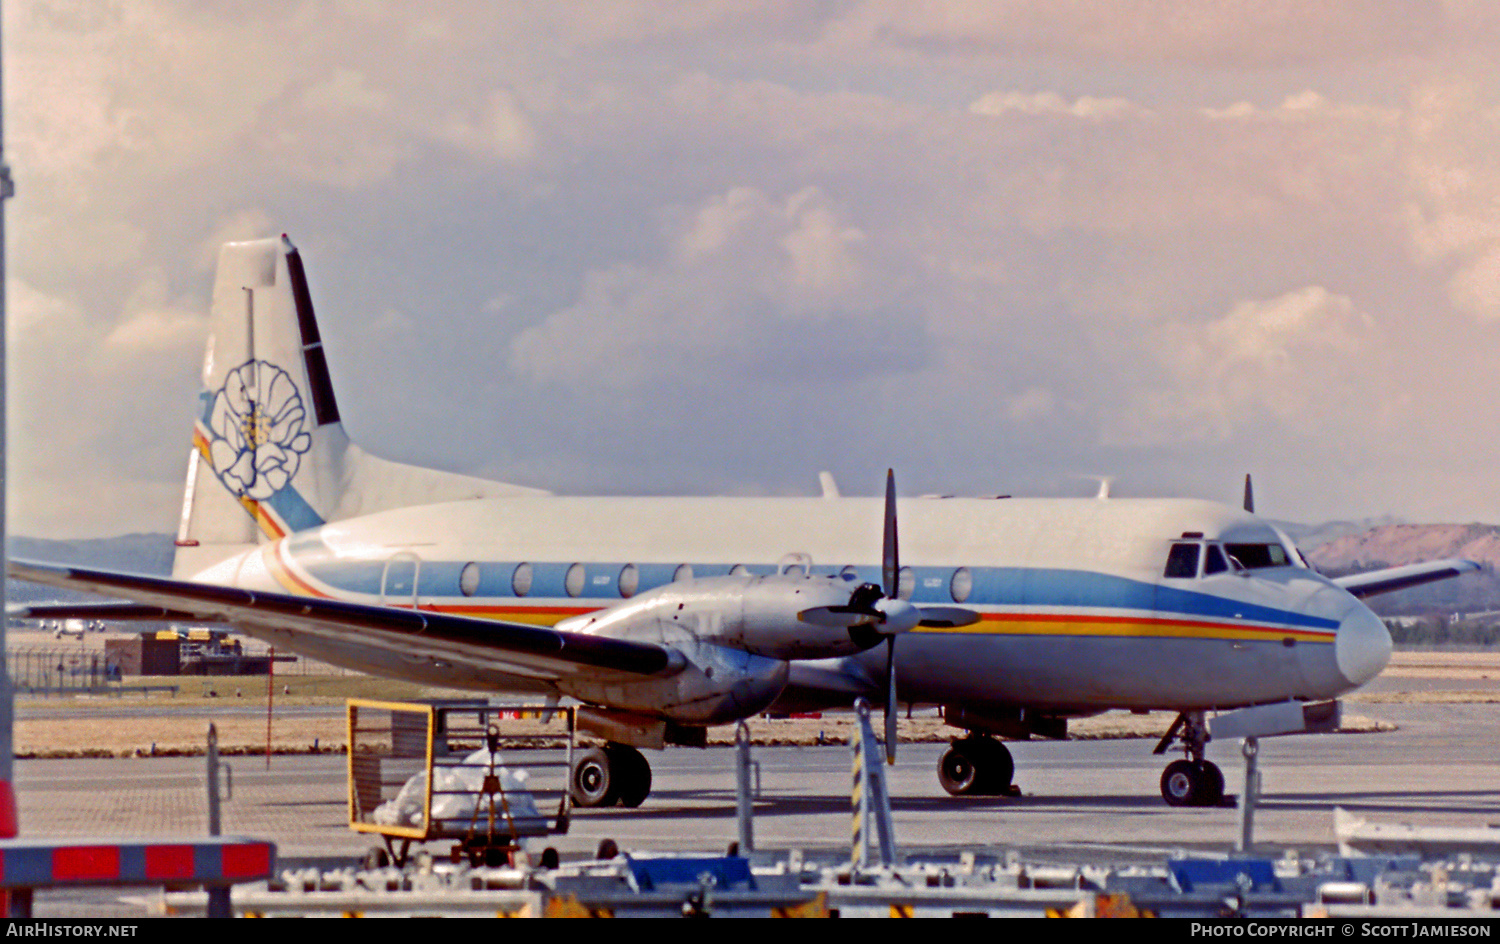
xmin=1304 ymin=523 xmax=1500 ymax=617
xmin=1275 ymin=516 xmax=1403 ymax=553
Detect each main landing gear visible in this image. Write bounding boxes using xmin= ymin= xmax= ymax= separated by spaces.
xmin=937 ymin=734 xmax=1015 ymax=796
xmin=570 ymin=742 xmax=653 ymax=808
xmin=1154 ymin=711 xmax=1224 ymax=807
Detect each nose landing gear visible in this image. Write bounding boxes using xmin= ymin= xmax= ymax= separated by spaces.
xmin=1160 ymin=758 xmax=1225 ymax=807
xmin=1154 ymin=711 xmax=1225 ymax=807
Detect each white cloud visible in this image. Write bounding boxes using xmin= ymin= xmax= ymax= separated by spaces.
xmin=1397 ymin=77 xmax=1500 ymax=325
xmin=1201 ymin=90 xmax=1399 ymax=124
xmin=14 ymin=1 xmax=1500 ymax=533
xmin=508 ymin=186 xmax=902 ymax=389
xmin=838 ymin=1 xmax=1449 ymax=67
xmin=1116 ymin=287 xmax=1379 ymax=444
xmin=438 ymin=90 xmax=538 ymax=164
xmin=970 ymin=91 xmax=1152 ymax=121
xmin=102 ymin=308 xmax=204 ymax=356
xmin=1004 ymin=387 xmax=1057 ymax=423
xmin=1446 ymin=246 xmax=1500 ymax=319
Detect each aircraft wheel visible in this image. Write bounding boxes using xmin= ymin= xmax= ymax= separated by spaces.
xmin=938 ymin=743 xmax=980 ymax=796
xmin=1160 ymin=759 xmax=1221 ymax=807
xmin=938 ymin=737 xmax=1013 ymax=796
xmin=570 ymin=747 xmax=618 ymax=808
xmin=606 ymin=743 xmax=653 ymax=808
xmin=973 ymin=738 xmax=1015 ymax=795
xmin=1198 ymin=760 xmax=1225 ymax=806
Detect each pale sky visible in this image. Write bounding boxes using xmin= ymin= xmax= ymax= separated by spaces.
xmin=10 ymin=1 xmax=1500 ymax=538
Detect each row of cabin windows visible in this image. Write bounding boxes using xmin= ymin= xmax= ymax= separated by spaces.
xmin=452 ymin=561 xmax=977 ymax=603
xmin=1163 ymin=541 xmax=1291 ymax=579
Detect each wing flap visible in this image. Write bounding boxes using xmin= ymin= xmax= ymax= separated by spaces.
xmin=1333 ymin=558 xmax=1483 ymax=599
xmin=8 ymin=560 xmax=680 ymax=684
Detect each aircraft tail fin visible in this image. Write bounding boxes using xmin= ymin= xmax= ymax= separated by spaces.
xmin=174 ymin=236 xmax=545 ymax=578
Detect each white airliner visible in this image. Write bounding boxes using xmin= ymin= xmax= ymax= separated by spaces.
xmin=11 ymin=236 xmax=1481 ymax=809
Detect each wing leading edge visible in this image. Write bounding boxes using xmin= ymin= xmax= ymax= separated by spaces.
xmin=8 ymin=560 xmax=682 ymax=692
xmin=1333 ymin=558 xmax=1484 ymax=599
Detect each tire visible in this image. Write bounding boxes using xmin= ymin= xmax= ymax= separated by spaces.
xmin=940 ymin=737 xmax=1013 ymax=796
xmin=607 ymin=744 xmax=653 ymax=808
xmin=1198 ymin=760 xmax=1225 ymax=806
xmin=972 ymin=738 xmax=1015 ymax=795
xmin=571 ymin=747 xmax=617 ymax=807
xmin=938 ymin=743 xmax=980 ymax=796
xmin=1161 ymin=759 xmax=1203 ymax=807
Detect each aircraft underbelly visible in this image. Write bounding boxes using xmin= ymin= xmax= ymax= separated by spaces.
xmin=894 ymin=630 xmax=1327 ymax=711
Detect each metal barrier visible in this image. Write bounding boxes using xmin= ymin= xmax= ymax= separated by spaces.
xmin=8 ymin=646 xmax=121 ymax=692
xmin=5 ymin=641 xmax=360 ymax=694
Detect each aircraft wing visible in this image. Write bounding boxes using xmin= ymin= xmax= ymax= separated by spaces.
xmin=1332 ymin=558 xmax=1483 ymax=599
xmin=8 ymin=560 xmax=682 ymax=693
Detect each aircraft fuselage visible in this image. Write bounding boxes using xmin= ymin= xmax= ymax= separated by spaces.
xmin=199 ymin=492 xmax=1391 ymax=717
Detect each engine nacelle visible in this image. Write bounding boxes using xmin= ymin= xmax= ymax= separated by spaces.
xmin=560 ymin=623 xmax=789 ymax=725
xmin=560 ymin=573 xmax=883 ymax=661
xmin=554 ymin=573 xmax=884 ymax=724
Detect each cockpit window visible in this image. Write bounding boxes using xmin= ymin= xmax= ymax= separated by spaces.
xmin=1164 ymin=543 xmax=1200 ymax=578
xmin=1203 ymin=544 xmax=1228 ymax=575
xmin=1223 ymin=543 xmax=1289 ymax=570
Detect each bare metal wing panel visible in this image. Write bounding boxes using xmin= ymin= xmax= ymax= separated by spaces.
xmin=8 ymin=560 xmax=679 ymax=686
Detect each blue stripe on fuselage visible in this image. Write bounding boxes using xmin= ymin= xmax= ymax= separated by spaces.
xmin=276 ymin=529 xmax=1337 ymax=630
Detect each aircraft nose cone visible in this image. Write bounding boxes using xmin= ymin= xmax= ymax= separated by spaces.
xmin=1334 ymin=604 xmax=1392 ymax=688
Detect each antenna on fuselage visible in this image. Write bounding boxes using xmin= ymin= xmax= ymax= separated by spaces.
xmin=1243 ymin=474 xmax=1255 ymax=514
xmin=819 ymin=471 xmax=841 ymax=499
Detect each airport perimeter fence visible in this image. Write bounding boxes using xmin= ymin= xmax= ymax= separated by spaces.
xmin=8 ymin=646 xmax=120 ymax=692
xmin=5 ymin=643 xmax=357 ymax=694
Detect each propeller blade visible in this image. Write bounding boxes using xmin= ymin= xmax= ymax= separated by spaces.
xmin=884 ymin=637 xmax=898 ymax=765
xmin=882 ymin=469 xmax=899 ymax=600
xmin=1243 ymin=474 xmax=1255 ymax=514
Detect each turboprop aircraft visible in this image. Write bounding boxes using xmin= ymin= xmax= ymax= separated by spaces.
xmin=10 ymin=236 xmax=1482 ymax=809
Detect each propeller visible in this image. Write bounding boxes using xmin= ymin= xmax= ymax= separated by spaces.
xmin=794 ymin=471 xmax=981 ymax=763
xmin=1243 ymin=473 xmax=1255 ymax=514
xmin=880 ymin=469 xmax=902 ymax=764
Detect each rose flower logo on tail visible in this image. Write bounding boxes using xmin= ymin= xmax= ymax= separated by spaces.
xmin=207 ymin=360 xmax=312 ymax=500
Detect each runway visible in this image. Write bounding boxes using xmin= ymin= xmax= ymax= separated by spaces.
xmin=17 ymin=700 xmax=1499 ymax=869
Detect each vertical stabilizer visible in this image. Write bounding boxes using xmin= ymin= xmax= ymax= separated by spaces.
xmin=175 ymin=236 xmax=547 ymax=578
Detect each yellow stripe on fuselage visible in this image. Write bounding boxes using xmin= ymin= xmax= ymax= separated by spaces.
xmin=923 ymin=613 xmax=1333 ymax=643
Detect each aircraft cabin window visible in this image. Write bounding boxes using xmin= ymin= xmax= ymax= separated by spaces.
xmin=950 ymin=567 xmax=973 ymax=604
xmin=460 ymin=562 xmax=480 ymax=597
xmin=897 ymin=567 xmax=915 ymax=601
xmin=619 ymin=564 xmax=639 ymax=598
xmin=564 ymin=563 xmax=585 ymax=598
xmin=1203 ymin=545 xmax=1228 ymax=576
xmin=511 ymin=562 xmax=533 ymax=597
xmin=1164 ymin=543 xmax=1200 ymax=578
xmin=1223 ymin=543 xmax=1289 ymax=570
xmin=673 ymin=564 xmax=694 ymax=583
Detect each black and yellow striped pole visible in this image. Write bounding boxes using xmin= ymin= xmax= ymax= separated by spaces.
xmin=851 ymin=699 xmax=897 ymax=869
